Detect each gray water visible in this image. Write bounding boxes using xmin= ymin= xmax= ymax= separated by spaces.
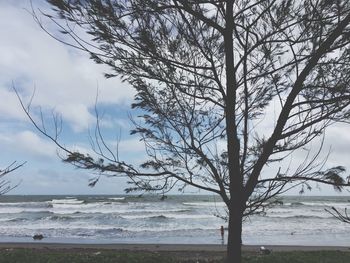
xmin=0 ymin=195 xmax=349 ymax=246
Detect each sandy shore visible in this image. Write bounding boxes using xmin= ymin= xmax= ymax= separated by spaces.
xmin=0 ymin=242 xmax=349 ymax=262
xmin=0 ymin=242 xmax=348 ymax=252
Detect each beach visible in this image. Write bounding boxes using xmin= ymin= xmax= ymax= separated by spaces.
xmin=1 ymin=195 xmax=350 ymax=262
xmin=0 ymin=243 xmax=349 ymax=263
xmin=0 ymin=242 xmax=349 ymax=251
xmin=1 ymin=242 xmax=350 ymax=252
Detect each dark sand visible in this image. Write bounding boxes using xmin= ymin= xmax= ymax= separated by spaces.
xmin=0 ymin=243 xmax=349 ymax=261
xmin=0 ymin=242 xmax=349 ymax=252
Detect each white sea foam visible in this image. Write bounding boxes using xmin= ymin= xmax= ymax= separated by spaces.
xmin=0 ymin=195 xmax=349 ymax=245
xmin=0 ymin=207 xmax=50 ymax=214
xmin=0 ymin=220 xmax=219 ymax=234
xmin=49 ymin=199 xmax=84 ymax=204
xmin=121 ymin=213 xmax=214 ymax=220
xmin=183 ymin=202 xmax=226 ymax=207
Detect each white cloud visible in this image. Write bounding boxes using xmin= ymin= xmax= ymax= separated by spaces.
xmin=0 ymin=1 xmax=135 ymax=133
xmin=117 ymin=138 xmax=146 ymax=153
xmin=0 ymin=2 xmax=154 ymax=194
xmin=0 ymin=86 xmax=28 ymax=121
xmin=323 ymin=124 xmax=350 ymax=168
xmin=56 ymin=103 xmax=95 ymax=132
xmin=8 ymin=167 xmax=128 ymax=195
xmin=1 ymin=1 xmax=349 ymax=196
xmin=0 ymin=130 xmax=57 ymax=159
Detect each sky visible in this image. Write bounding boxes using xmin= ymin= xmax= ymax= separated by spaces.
xmin=0 ymin=1 xmax=349 ymax=196
xmin=0 ymin=0 xmax=145 ymax=195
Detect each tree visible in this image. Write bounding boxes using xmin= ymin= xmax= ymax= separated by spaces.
xmin=327 ymin=207 xmax=350 ymax=223
xmin=0 ymin=162 xmax=24 ymax=195
xmin=26 ymin=0 xmax=350 ymax=262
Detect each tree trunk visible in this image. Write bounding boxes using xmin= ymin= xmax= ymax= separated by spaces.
xmin=224 ymin=1 xmax=243 ymax=262
xmin=226 ymin=201 xmax=243 ymax=263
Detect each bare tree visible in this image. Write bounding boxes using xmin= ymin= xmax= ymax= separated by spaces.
xmin=23 ymin=0 xmax=350 ymax=262
xmin=326 ymin=207 xmax=350 ymax=223
xmin=0 ymin=162 xmax=24 ymax=195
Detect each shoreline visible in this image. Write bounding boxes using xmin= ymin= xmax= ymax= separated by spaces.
xmin=1 ymin=243 xmax=350 ymax=263
xmin=0 ymin=242 xmax=349 ymax=252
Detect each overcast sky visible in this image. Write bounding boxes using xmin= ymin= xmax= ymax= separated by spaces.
xmin=0 ymin=0 xmax=145 ymax=195
xmin=0 ymin=1 xmax=349 ymax=196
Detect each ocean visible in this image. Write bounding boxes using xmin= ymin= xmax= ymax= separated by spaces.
xmin=0 ymin=195 xmax=349 ymax=246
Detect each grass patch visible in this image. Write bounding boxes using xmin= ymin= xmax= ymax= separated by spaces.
xmin=243 ymin=251 xmax=350 ymax=263
xmin=0 ymin=248 xmax=349 ymax=263
xmin=0 ymin=249 xmax=175 ymax=263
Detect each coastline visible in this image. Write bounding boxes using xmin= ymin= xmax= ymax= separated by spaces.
xmin=1 ymin=243 xmax=350 ymax=263
xmin=1 ymin=195 xmax=350 ymax=247
xmin=0 ymin=242 xmax=349 ymax=252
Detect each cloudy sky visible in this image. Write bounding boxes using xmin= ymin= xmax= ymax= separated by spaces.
xmin=0 ymin=1 xmax=349 ymax=196
xmin=0 ymin=0 xmax=146 ymax=194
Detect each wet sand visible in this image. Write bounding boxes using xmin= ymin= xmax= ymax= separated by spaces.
xmin=0 ymin=242 xmax=348 ymax=252
xmin=0 ymin=242 xmax=348 ymax=262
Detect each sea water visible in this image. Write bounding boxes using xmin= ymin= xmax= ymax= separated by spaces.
xmin=0 ymin=195 xmax=349 ymax=246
